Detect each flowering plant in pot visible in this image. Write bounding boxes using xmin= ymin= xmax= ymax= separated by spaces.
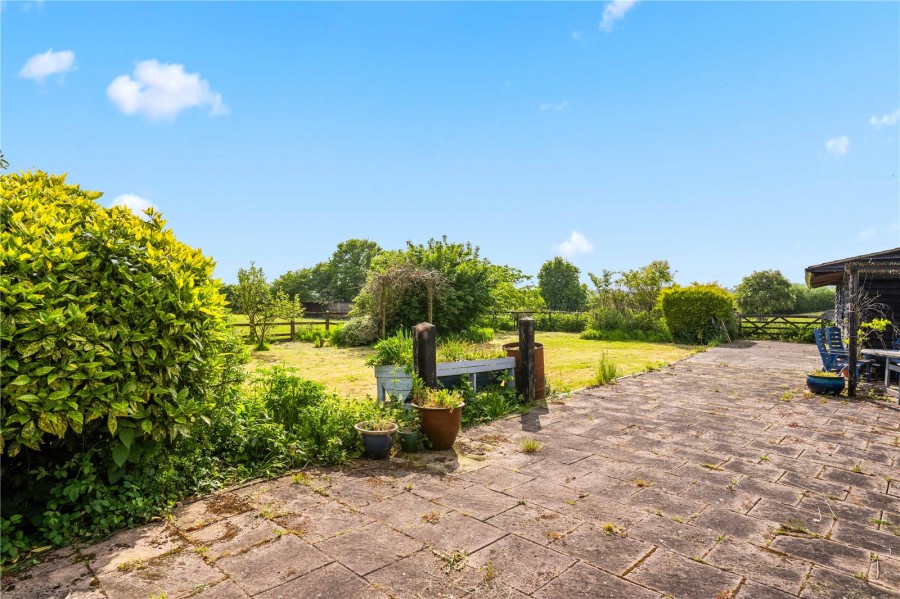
xmin=411 ymin=381 xmax=465 ymax=451
xmin=354 ymin=418 xmax=398 ymax=459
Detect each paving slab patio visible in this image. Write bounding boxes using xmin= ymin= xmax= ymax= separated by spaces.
xmin=4 ymin=340 xmax=899 ymax=598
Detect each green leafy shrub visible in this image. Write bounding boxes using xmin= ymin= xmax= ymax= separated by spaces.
xmin=254 ymin=367 xmax=330 ymax=428
xmin=659 ymin=285 xmax=735 ymax=344
xmin=330 ymin=316 xmax=377 ymax=347
xmin=533 ymin=312 xmax=587 ymax=332
xmin=294 ymin=325 xmax=326 ymax=344
xmin=293 ymin=395 xmax=386 ymax=464
xmin=366 ymin=329 xmax=414 ymax=367
xmin=1 ymin=171 xmax=234 ymax=460
xmin=465 ymin=326 xmax=495 ymax=343
xmin=585 ymin=308 xmax=669 ymax=339
xmin=458 ymin=374 xmax=520 ymax=426
xmin=734 ymin=270 xmax=794 ymax=314
xmin=791 ymin=284 xmax=834 ymax=314
xmin=353 ymin=236 xmax=507 ymax=336
xmin=580 ymin=328 xmax=671 ymax=343
xmin=538 ymin=258 xmax=588 ymax=311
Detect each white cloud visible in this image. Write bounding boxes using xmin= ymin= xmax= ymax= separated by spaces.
xmin=571 ymin=31 xmax=583 ymax=41
xmin=110 ymin=194 xmax=156 ymax=217
xmin=107 ymin=59 xmax=228 ymax=120
xmin=556 ymin=231 xmax=594 ymax=257
xmin=539 ymin=101 xmax=568 ymax=112
xmin=19 ymin=49 xmax=75 ymax=82
xmin=600 ymin=0 xmax=638 ymax=32
xmin=824 ymin=136 xmax=850 ymax=157
xmin=870 ymin=108 xmax=900 ymax=128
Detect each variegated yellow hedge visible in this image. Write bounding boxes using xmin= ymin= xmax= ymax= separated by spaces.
xmin=1 ymin=171 xmax=231 ymax=464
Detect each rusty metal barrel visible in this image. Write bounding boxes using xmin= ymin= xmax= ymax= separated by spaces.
xmin=502 ymin=342 xmax=545 ymax=400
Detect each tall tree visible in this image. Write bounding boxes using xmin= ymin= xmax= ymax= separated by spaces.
xmin=272 ymin=238 xmax=381 ymax=304
xmin=734 ymin=270 xmax=795 ymax=314
xmin=538 ymin=257 xmax=588 ymax=311
xmin=234 ymin=262 xmax=303 ymax=347
xmin=324 ymin=239 xmax=382 ymax=302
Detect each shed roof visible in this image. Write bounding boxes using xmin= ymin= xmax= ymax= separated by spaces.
xmin=805 ymin=247 xmax=900 ymax=288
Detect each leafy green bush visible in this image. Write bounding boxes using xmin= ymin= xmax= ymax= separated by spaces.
xmin=534 ymin=312 xmax=587 ymax=332
xmin=365 ymin=330 xmax=505 ymax=367
xmin=538 ymin=258 xmax=588 ymax=311
xmin=1 ymin=370 xmax=302 ymax=570
xmin=366 ymin=329 xmax=414 ymax=368
xmin=734 ymin=270 xmax=794 ymax=314
xmin=330 ymin=316 xmax=377 ymax=347
xmin=659 ymin=285 xmax=735 ymax=344
xmin=294 ymin=325 xmax=327 ymax=344
xmin=580 ymin=328 xmax=671 ymax=343
xmin=581 ymin=308 xmax=670 ymax=341
xmin=353 ymin=237 xmax=508 ymax=336
xmin=293 ymin=396 xmax=385 ymax=464
xmin=1 ymin=171 xmax=233 ymax=460
xmin=791 ymin=284 xmax=834 ymax=314
xmin=465 ymin=326 xmax=495 ymax=343
xmin=462 ymin=387 xmax=520 ymax=426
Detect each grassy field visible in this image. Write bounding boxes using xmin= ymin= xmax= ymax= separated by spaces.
xmin=247 ymin=331 xmax=698 ymax=399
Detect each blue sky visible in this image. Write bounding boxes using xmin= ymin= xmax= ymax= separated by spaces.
xmin=3 ymin=1 xmax=899 ymax=287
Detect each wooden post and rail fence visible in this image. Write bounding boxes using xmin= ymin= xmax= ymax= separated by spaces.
xmin=231 ymin=311 xmax=349 ymax=340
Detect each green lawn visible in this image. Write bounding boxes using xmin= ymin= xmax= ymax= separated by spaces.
xmin=247 ymin=331 xmax=698 ymax=399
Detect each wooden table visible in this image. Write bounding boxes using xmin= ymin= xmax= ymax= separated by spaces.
xmin=860 ymin=349 xmax=900 ymax=403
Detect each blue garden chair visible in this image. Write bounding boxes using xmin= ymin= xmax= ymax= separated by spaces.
xmin=815 ymin=328 xmax=871 ymax=379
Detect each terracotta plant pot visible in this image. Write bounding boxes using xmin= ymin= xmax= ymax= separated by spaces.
xmin=412 ymin=403 xmax=465 ymax=451
xmin=354 ymin=422 xmax=398 ymax=459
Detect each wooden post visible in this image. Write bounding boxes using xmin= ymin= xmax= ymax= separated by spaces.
xmin=290 ymin=319 xmax=296 ymax=339
xmin=517 ymin=317 xmax=535 ymax=402
xmin=413 ymin=322 xmax=437 ymax=390
xmin=736 ymin=313 xmax=742 ymax=339
xmin=847 ymin=268 xmax=859 ymax=396
xmin=325 ymin=311 xmax=330 ymax=331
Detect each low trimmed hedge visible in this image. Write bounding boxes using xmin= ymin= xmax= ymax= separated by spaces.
xmin=659 ymin=285 xmax=735 ymax=344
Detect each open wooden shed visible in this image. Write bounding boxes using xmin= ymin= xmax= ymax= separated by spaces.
xmin=805 ymin=247 xmax=900 ymax=394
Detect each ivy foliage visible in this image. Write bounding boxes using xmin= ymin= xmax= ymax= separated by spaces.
xmin=0 ymin=171 xmax=232 ymax=463
xmin=658 ymin=284 xmax=735 ymax=344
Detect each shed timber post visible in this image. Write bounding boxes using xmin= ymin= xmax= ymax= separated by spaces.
xmin=413 ymin=322 xmax=437 ymax=390
xmin=847 ymin=268 xmax=859 ymax=396
xmin=517 ymin=317 xmax=536 ymax=402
